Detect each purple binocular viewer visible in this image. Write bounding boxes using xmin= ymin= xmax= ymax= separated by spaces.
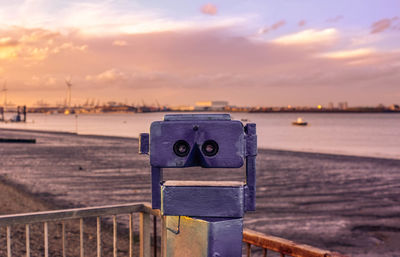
xmin=139 ymin=114 xmax=257 ymax=256
xmin=139 ymin=114 xmax=257 ymax=212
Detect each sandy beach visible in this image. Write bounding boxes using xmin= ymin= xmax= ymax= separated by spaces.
xmin=0 ymin=128 xmax=399 ymax=256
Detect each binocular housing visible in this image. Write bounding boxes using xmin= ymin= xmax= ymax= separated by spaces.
xmin=139 ymin=114 xmax=257 ymax=212
xmin=148 ymin=114 xmax=245 ymax=168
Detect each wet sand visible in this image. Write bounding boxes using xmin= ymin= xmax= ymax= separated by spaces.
xmin=0 ymin=128 xmax=399 ymax=256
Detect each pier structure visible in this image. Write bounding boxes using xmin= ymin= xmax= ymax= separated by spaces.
xmin=0 ymin=106 xmax=4 ymax=121
xmin=0 ymin=105 xmax=27 ymax=122
xmin=14 ymin=105 xmax=27 ymax=122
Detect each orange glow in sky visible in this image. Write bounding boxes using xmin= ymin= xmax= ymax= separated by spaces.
xmin=0 ymin=1 xmax=399 ymax=107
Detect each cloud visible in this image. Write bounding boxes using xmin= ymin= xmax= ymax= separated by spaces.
xmin=0 ymin=1 xmax=247 ymax=36
xmin=326 ymin=15 xmax=343 ymax=23
xmin=319 ymin=48 xmax=375 ymax=59
xmin=113 ymin=40 xmax=128 ymax=46
xmin=0 ymin=45 xmax=19 ymax=60
xmin=86 ymin=69 xmax=128 ymax=83
xmin=52 ymin=42 xmax=88 ymax=54
xmin=85 ymin=67 xmax=179 ymax=90
xmin=272 ymin=28 xmax=337 ymax=45
xmin=22 ymin=75 xmax=59 ymax=89
xmin=201 ymin=3 xmax=218 ymax=15
xmin=370 ymin=18 xmax=399 ymax=34
xmin=45 ymin=77 xmax=56 ymax=86
xmin=0 ymin=37 xmax=19 ymax=47
xmin=258 ymin=20 xmax=286 ymax=35
xmin=19 ymin=29 xmax=60 ymax=44
xmin=0 ymin=27 xmax=87 ymax=61
xmin=0 ymin=37 xmax=20 ymax=59
xmin=298 ymin=20 xmax=306 ymax=27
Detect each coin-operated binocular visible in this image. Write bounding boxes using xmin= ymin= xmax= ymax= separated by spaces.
xmin=139 ymin=114 xmax=257 ymax=257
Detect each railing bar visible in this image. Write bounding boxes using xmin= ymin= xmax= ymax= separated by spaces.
xmin=80 ymin=218 xmax=84 ymax=257
xmin=243 ymin=229 xmax=332 ymax=257
xmin=97 ymin=217 xmax=101 ymax=257
xmin=140 ymin=212 xmax=151 ymax=257
xmin=263 ymin=248 xmax=267 ymax=257
xmin=44 ymin=222 xmax=49 ymax=257
xmin=153 ymin=216 xmax=157 ymax=257
xmin=129 ymin=213 xmax=133 ymax=257
xmin=62 ymin=222 xmax=66 ymax=257
xmin=25 ymin=224 xmax=30 ymax=257
xmin=246 ymin=242 xmax=251 ymax=257
xmin=0 ymin=203 xmax=153 ymax=226
xmin=113 ymin=215 xmax=117 ymax=257
xmin=7 ymin=226 xmax=11 ymax=257
xmin=161 ymin=216 xmax=166 ymax=257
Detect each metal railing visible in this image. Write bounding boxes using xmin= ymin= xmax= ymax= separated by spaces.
xmin=0 ymin=202 xmax=158 ymax=257
xmin=0 ymin=202 xmax=345 ymax=257
xmin=243 ymin=229 xmax=346 ymax=257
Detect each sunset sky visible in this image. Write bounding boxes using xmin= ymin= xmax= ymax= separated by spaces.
xmin=0 ymin=0 xmax=399 ymax=107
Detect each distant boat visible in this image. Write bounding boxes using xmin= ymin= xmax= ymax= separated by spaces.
xmin=292 ymin=117 xmax=308 ymax=126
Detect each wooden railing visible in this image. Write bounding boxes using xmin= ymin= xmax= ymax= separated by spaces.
xmin=0 ymin=202 xmax=346 ymax=257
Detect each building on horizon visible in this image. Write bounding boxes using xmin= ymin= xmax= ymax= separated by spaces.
xmin=389 ymin=104 xmax=399 ymax=111
xmin=170 ymin=105 xmax=195 ymax=111
xmin=195 ymin=101 xmax=229 ymax=111
xmin=338 ymin=101 xmax=348 ymax=110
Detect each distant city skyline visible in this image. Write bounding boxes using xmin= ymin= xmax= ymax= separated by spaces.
xmin=2 ymin=97 xmax=394 ymax=110
xmin=0 ymin=0 xmax=399 ymax=106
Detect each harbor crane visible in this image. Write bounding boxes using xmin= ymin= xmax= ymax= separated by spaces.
xmin=65 ymin=78 xmax=72 ymax=108
xmin=1 ymin=80 xmax=7 ymax=112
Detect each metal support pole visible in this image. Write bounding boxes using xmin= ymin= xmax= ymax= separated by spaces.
xmin=97 ymin=217 xmax=101 ymax=257
xmin=153 ymin=216 xmax=157 ymax=257
xmin=129 ymin=214 xmax=134 ymax=257
xmin=151 ymin=167 xmax=163 ymax=209
xmin=80 ymin=218 xmax=84 ymax=257
xmin=44 ymin=222 xmax=49 ymax=257
xmin=62 ymin=222 xmax=66 ymax=257
xmin=113 ymin=215 xmax=117 ymax=257
xmin=26 ymin=224 xmax=30 ymax=257
xmin=140 ymin=212 xmax=151 ymax=257
xmin=161 ymin=216 xmax=167 ymax=257
xmin=7 ymin=226 xmax=11 ymax=257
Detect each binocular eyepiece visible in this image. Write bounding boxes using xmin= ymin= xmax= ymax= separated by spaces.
xmin=173 ymin=139 xmax=219 ymax=157
xmin=173 ymin=140 xmax=190 ymax=157
xmin=201 ymin=140 xmax=219 ymax=156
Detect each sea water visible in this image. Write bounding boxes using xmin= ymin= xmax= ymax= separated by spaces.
xmin=1 ymin=112 xmax=399 ymax=160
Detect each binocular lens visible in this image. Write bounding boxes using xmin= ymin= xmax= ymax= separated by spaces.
xmin=202 ymin=140 xmax=219 ymax=156
xmin=173 ymin=140 xmax=190 ymax=157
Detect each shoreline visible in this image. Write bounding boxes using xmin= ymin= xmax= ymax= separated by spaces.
xmin=2 ymin=127 xmax=399 ymax=162
xmin=1 ymin=110 xmax=398 ymax=113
